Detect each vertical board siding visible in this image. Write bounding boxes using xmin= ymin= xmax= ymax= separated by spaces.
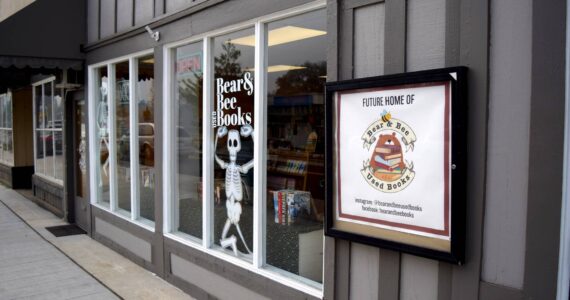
xmin=350 ymin=244 xmax=380 ymax=300
xmin=87 ymin=0 xmax=100 ymax=43
xmin=100 ymin=0 xmax=116 ymax=38
xmin=481 ymin=0 xmax=532 ymax=289
xmin=354 ymin=3 xmax=385 ymax=78
xmin=165 ymin=0 xmax=188 ymax=13
xmin=399 ymin=0 xmax=445 ymax=298
xmin=406 ymin=0 xmax=445 ymax=72
xmin=399 ymin=254 xmax=439 ymax=300
xmin=135 ymin=0 xmax=154 ymax=26
xmin=117 ymin=0 xmax=134 ymax=32
xmin=349 ymin=4 xmax=385 ymax=299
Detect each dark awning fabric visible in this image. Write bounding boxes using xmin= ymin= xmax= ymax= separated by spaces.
xmin=0 ymin=56 xmax=82 ymax=71
xmin=0 ymin=0 xmax=85 ymax=69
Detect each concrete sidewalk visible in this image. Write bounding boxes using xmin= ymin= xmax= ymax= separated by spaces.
xmin=0 ymin=185 xmax=193 ymax=300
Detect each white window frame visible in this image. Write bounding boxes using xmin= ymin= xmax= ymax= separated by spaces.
xmin=32 ymin=77 xmax=64 ymax=185
xmin=88 ymin=49 xmax=156 ymax=232
xmin=162 ymin=1 xmax=325 ymax=297
xmin=0 ymin=91 xmax=14 ymax=166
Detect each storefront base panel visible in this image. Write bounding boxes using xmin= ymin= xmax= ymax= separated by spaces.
xmin=0 ymin=164 xmax=33 ymax=189
xmin=91 ymin=206 xmax=158 ymax=273
xmin=164 ymin=238 xmax=320 ymax=300
xmin=32 ymin=174 xmax=63 ymax=217
xmin=95 ymin=217 xmax=152 ymax=262
xmin=170 ymin=254 xmax=269 ymax=300
xmin=479 ymin=281 xmax=525 ymax=300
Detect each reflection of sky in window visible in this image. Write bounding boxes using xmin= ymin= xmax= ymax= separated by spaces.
xmin=267 ymin=9 xmax=326 ymax=94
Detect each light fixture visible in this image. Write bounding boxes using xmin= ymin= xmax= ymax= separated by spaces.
xmin=229 ymin=26 xmax=326 ymax=47
xmin=246 ymin=65 xmax=307 ymax=73
xmin=145 ymin=26 xmax=160 ymax=42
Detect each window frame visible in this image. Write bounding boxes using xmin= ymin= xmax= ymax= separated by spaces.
xmin=0 ymin=91 xmax=14 ymax=166
xmin=32 ymin=77 xmax=64 ymax=184
xmin=162 ymin=1 xmax=326 ymax=296
xmin=88 ymin=49 xmax=156 ymax=231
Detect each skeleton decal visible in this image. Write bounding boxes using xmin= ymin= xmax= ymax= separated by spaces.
xmin=215 ymin=124 xmax=254 ymax=256
xmin=97 ymin=77 xmax=110 ymax=185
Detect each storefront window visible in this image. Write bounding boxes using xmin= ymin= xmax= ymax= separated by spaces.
xmin=265 ymin=9 xmax=326 ymax=283
xmin=33 ymin=79 xmax=65 ymax=183
xmin=175 ymin=42 xmax=203 ymax=239
xmin=213 ymin=28 xmax=255 ymax=259
xmin=89 ymin=53 xmax=155 ymax=225
xmin=138 ymin=55 xmax=156 ymax=222
xmin=164 ymin=6 xmax=326 ymax=292
xmin=0 ymin=91 xmax=14 ymax=165
xmin=115 ymin=61 xmax=131 ymax=214
xmin=95 ymin=67 xmax=110 ymax=206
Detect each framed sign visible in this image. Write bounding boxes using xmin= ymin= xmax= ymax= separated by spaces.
xmin=325 ymin=67 xmax=467 ymax=264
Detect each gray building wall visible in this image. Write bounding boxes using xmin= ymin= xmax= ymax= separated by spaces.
xmin=84 ymin=0 xmax=567 ymax=299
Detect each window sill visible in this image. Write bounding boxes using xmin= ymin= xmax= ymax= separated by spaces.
xmin=91 ymin=203 xmax=156 ymax=233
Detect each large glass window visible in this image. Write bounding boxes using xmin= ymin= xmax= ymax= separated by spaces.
xmin=213 ymin=28 xmax=255 ymax=259
xmin=89 ymin=52 xmax=155 ymax=226
xmin=164 ymin=6 xmax=326 ymax=293
xmin=174 ymin=42 xmax=203 ymax=239
xmin=33 ymin=79 xmax=64 ymax=183
xmin=0 ymin=91 xmax=14 ymax=165
xmin=265 ymin=9 xmax=326 ymax=283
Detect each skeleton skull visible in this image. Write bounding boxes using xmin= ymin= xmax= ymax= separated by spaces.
xmin=227 ymin=129 xmax=241 ymax=162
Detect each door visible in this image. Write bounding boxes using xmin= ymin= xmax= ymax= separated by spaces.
xmin=67 ymin=90 xmax=89 ymax=231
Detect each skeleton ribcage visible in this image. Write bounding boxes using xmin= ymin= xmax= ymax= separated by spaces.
xmin=225 ymin=163 xmax=243 ymax=201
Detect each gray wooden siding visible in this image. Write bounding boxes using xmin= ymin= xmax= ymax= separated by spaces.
xmin=117 ymin=0 xmax=134 ymax=32
xmin=87 ymin=0 xmax=99 ymax=43
xmin=481 ymin=0 xmax=532 ymax=289
xmin=135 ymin=0 xmax=154 ymax=26
xmin=328 ymin=0 xmax=491 ymax=299
xmin=100 ymin=0 xmax=116 ymax=38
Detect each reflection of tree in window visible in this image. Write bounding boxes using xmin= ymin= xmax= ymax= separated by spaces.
xmin=215 ymin=41 xmax=242 ymax=78
xmin=273 ymin=61 xmax=326 ymax=95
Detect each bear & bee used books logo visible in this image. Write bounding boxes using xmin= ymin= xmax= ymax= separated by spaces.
xmin=361 ymin=110 xmax=417 ymax=193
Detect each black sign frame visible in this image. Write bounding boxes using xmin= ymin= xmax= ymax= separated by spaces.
xmin=324 ymin=67 xmax=467 ymax=264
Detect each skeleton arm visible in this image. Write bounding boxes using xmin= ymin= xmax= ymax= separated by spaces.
xmin=239 ymin=125 xmax=254 ymax=174
xmin=214 ymin=126 xmax=228 ymax=169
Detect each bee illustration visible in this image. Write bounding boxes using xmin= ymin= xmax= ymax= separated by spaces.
xmin=381 ymin=110 xmax=391 ymax=122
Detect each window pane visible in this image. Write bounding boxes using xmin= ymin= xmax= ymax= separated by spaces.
xmin=35 ymin=85 xmax=43 ymax=129
xmin=6 ymin=129 xmax=13 ymax=165
xmin=138 ymin=55 xmax=155 ymax=222
xmin=43 ymin=82 xmax=54 ymax=178
xmin=175 ymin=42 xmax=203 ymax=239
xmin=265 ymin=9 xmax=326 ymax=283
xmin=54 ymin=89 xmax=64 ymax=180
xmin=95 ymin=67 xmax=110 ymax=206
xmin=115 ymin=61 xmax=131 ymax=213
xmin=213 ymin=28 xmax=255 ymax=259
xmin=35 ymin=131 xmax=45 ymax=175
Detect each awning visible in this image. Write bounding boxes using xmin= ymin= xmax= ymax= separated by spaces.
xmin=0 ymin=56 xmax=82 ymax=71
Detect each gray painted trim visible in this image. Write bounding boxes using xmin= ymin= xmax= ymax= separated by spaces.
xmin=384 ymin=0 xmax=406 ymax=74
xmin=154 ymin=0 xmax=165 ymax=18
xmin=438 ymin=0 xmax=461 ymax=298
xmin=339 ymin=2 xmax=353 ymax=80
xmin=479 ymin=282 xmax=524 ymax=300
xmin=324 ymin=1 xmax=339 ymax=298
xmin=163 ymin=238 xmax=320 ymax=300
xmin=378 ymin=249 xmax=400 ymax=300
xmin=152 ymin=45 xmax=166 ymax=278
xmin=344 ymin=0 xmax=383 ymax=9
xmin=450 ymin=0 xmax=490 ymax=299
xmin=523 ymin=0 xmax=566 ymax=298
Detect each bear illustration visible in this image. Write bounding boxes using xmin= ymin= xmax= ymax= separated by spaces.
xmin=370 ymin=132 xmax=405 ymax=177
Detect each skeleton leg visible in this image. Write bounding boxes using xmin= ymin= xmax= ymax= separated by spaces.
xmin=220 ymin=218 xmax=238 ymax=256
xmin=235 ymin=223 xmax=252 ymax=254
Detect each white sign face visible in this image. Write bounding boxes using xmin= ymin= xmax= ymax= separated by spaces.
xmin=336 ymin=82 xmax=451 ymax=240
